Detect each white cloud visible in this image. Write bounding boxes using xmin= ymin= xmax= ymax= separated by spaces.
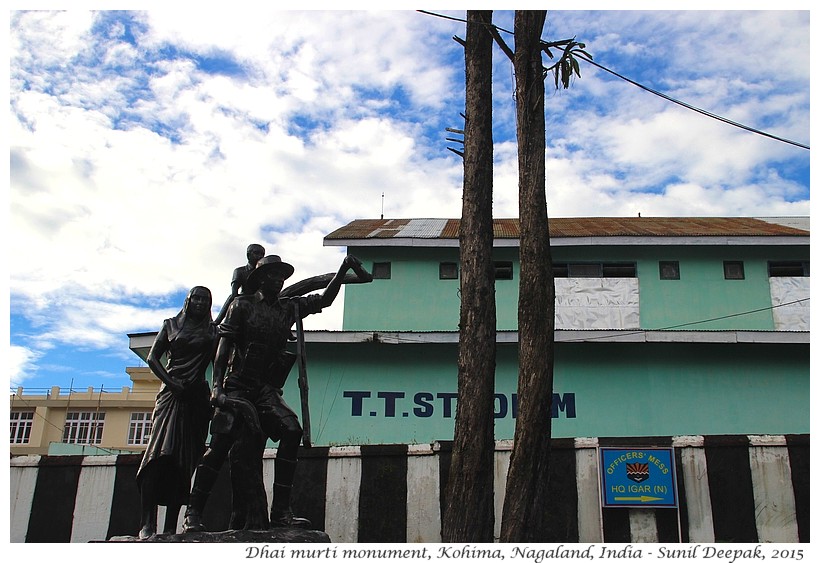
xmin=8 ymin=9 xmax=810 ymax=388
xmin=9 ymin=345 xmax=43 ymax=387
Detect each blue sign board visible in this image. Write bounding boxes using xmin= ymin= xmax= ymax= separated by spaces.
xmin=600 ymin=447 xmax=677 ymax=508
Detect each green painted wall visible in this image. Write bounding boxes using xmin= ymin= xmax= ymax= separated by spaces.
xmin=343 ymin=246 xmax=520 ymax=331
xmin=343 ymin=245 xmax=809 ymax=331
xmin=282 ymin=340 xmax=809 ymax=446
xmin=636 ymin=245 xmax=808 ymax=330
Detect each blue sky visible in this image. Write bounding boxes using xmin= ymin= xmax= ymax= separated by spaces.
xmin=8 ymin=8 xmax=811 ymax=393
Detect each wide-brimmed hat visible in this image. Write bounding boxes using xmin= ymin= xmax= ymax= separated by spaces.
xmin=244 ymin=255 xmax=294 ymax=293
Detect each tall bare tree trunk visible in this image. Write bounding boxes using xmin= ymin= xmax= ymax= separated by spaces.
xmin=442 ymin=10 xmax=497 ymax=543
xmin=500 ymin=10 xmax=556 ymax=543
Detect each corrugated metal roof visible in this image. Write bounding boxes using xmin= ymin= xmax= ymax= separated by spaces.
xmin=324 ymin=217 xmax=809 ymax=240
xmin=397 ymin=218 xmax=450 ymax=238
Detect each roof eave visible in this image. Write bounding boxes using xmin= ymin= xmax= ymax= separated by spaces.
xmin=325 ymin=235 xmax=809 ymax=248
xmin=300 ymin=330 xmax=809 ymax=345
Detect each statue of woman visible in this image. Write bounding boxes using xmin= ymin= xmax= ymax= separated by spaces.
xmin=136 ymin=286 xmax=218 ymax=538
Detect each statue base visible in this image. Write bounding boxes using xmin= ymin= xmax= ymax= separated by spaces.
xmin=105 ymin=528 xmax=331 ymax=543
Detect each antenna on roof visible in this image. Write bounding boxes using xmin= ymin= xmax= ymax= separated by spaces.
xmin=381 ymin=192 xmax=384 ymax=220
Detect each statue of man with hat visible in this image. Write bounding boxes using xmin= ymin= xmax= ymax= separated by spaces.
xmin=182 ymin=253 xmax=365 ymax=532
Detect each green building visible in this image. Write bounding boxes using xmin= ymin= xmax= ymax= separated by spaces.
xmin=291 ymin=216 xmax=809 ymax=446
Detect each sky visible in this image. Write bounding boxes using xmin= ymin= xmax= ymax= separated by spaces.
xmin=7 ymin=6 xmax=812 ymax=393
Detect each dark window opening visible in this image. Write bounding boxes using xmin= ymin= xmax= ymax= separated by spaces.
xmin=372 ymin=262 xmax=391 ymax=279
xmin=553 ymin=262 xmax=636 ymax=278
xmin=494 ymin=261 xmax=513 ymax=280
xmin=602 ymin=263 xmax=637 ymax=277
xmin=569 ymin=263 xmax=602 ymax=277
xmin=724 ymin=261 xmax=745 ymax=280
xmin=768 ymin=261 xmax=809 ymax=277
xmin=439 ymin=262 xmax=459 ymax=280
xmin=659 ymin=261 xmax=680 ymax=280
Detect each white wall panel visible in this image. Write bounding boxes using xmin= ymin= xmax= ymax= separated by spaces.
xmin=324 ymin=446 xmax=362 ymax=543
xmin=10 ymin=456 xmax=40 ymax=543
xmin=70 ymin=455 xmax=118 ymax=543
xmin=769 ymin=277 xmax=810 ymax=330
xmin=556 ymin=278 xmax=640 ymax=329
xmin=407 ymin=445 xmax=441 ymax=542
xmin=749 ymin=445 xmax=800 ymax=543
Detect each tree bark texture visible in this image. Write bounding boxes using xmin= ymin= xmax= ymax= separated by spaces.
xmin=441 ymin=10 xmax=497 ymax=543
xmin=500 ymin=10 xmax=557 ymax=543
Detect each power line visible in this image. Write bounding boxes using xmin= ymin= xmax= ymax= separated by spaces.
xmin=351 ymin=297 xmax=809 ymax=345
xmin=418 ymin=10 xmax=809 ymax=150
xmin=560 ymin=297 xmax=810 ymax=343
xmin=10 ymin=296 xmax=808 ymax=445
xmin=584 ymin=59 xmax=809 ymax=150
xmin=9 ymin=389 xmax=150 ymax=456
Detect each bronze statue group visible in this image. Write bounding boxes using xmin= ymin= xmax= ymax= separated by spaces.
xmin=136 ymin=245 xmax=370 ymax=539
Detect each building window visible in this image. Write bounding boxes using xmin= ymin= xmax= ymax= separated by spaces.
xmin=63 ymin=411 xmax=105 ymax=445
xmin=768 ymin=261 xmax=809 ymax=277
xmin=602 ymin=263 xmax=636 ymax=277
xmin=553 ymin=262 xmax=637 ymax=278
xmin=724 ymin=261 xmax=745 ymax=280
xmin=439 ymin=262 xmax=459 ymax=280
xmin=568 ymin=263 xmax=602 ymax=277
xmin=128 ymin=412 xmax=153 ymax=446
xmin=494 ymin=261 xmax=514 ymax=280
xmin=372 ymin=262 xmax=391 ymax=279
xmin=10 ymin=410 xmax=35 ymax=444
xmin=659 ymin=261 xmax=680 ymax=280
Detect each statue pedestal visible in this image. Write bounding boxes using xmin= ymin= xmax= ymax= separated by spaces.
xmin=106 ymin=528 xmax=331 ymax=543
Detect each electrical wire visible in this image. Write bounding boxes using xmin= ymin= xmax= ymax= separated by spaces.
xmin=9 ymin=389 xmax=154 ymax=456
xmin=559 ymin=297 xmax=810 ymax=343
xmin=332 ymin=297 xmax=809 ymax=345
xmin=417 ymin=10 xmax=809 ymax=150
xmin=584 ymin=58 xmax=809 ymax=150
xmin=11 ymin=296 xmax=807 ymax=451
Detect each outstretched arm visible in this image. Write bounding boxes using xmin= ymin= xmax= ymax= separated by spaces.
xmin=319 ymin=255 xmax=371 ymax=308
xmin=213 ymin=296 xmax=232 ymax=326
xmin=214 ymin=267 xmax=244 ymax=325
xmin=213 ymin=277 xmax=244 ymax=326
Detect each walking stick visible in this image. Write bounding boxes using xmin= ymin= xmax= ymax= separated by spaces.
xmin=294 ymin=301 xmax=312 ymax=447
xmin=287 ymin=257 xmax=373 ymax=448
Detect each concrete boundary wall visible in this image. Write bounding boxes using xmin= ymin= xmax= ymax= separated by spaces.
xmin=9 ymin=434 xmax=809 ymax=543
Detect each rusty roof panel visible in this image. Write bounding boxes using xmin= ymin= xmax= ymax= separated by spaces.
xmin=441 ymin=219 xmax=460 ymax=238
xmin=323 ymin=219 xmax=380 ymax=239
xmin=493 ymin=219 xmax=520 ymax=238
xmin=366 ymin=219 xmax=412 ymax=238
xmin=325 ymin=219 xmax=411 ymax=239
xmin=547 ymin=217 xmax=809 ymax=237
xmin=325 ymin=217 xmax=808 ymax=240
